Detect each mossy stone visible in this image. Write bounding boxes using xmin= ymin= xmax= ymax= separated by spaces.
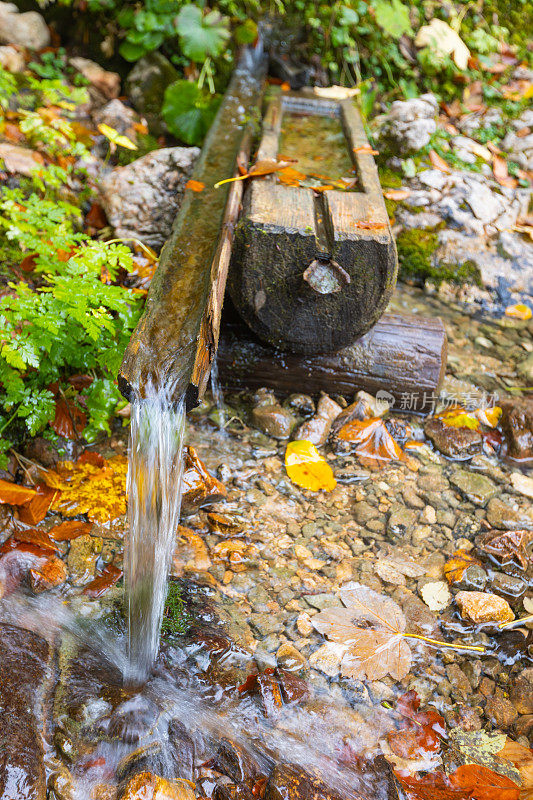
xmin=397 ymin=228 xmax=481 ymax=286
xmin=125 ymin=52 xmax=179 ymax=137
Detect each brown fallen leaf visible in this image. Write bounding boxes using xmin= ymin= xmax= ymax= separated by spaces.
xmin=83 ymin=563 xmax=122 ymax=598
xmin=18 ymin=483 xmax=57 ymax=525
xmin=497 ymin=738 xmax=533 ymax=791
xmin=206 ymin=512 xmax=244 ymax=535
xmin=355 ymin=220 xmax=387 ymax=229
xmin=181 ymin=446 xmax=226 ymax=511
xmin=493 ymin=154 xmax=518 ymax=188
xmin=0 ymin=479 xmax=36 ymax=506
xmin=214 ymin=159 xmax=296 ymax=189
xmin=3 ymin=528 xmax=59 ymax=553
xmin=455 ymin=590 xmax=514 ymax=624
xmin=337 ymin=418 xmax=405 ymax=468
xmin=48 ymin=520 xmax=94 ymax=541
xmin=444 ymin=550 xmax=479 ymax=585
xmin=51 ymin=398 xmax=87 ymax=440
xmin=429 ymin=149 xmax=451 ymax=173
xmin=29 ymin=554 xmax=67 ymax=593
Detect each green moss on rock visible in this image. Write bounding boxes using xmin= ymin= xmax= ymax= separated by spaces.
xmin=379 ymin=167 xmax=402 ymax=189
xmin=397 ymin=228 xmax=481 ymax=285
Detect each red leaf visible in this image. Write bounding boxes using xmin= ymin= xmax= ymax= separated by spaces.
xmin=396 ymin=772 xmax=470 ymax=800
xmin=50 ymin=398 xmax=86 ymax=439
xmin=429 ymin=150 xmax=451 ymax=173
xmin=185 ymin=179 xmax=205 ymax=192
xmin=238 ymin=673 xmax=259 ymax=694
xmin=85 ymin=202 xmax=108 ymax=229
xmin=68 ymin=374 xmax=93 ymax=390
xmin=82 ymin=563 xmax=122 ymax=597
xmin=0 ymin=479 xmax=36 ymax=506
xmin=450 ymin=764 xmax=520 ymax=800
xmin=78 ymin=451 xmax=105 ymax=468
xmin=18 ymin=483 xmax=57 ymax=525
xmin=6 ymin=528 xmax=59 ymax=553
xmin=389 ymin=691 xmax=445 ymax=758
xmin=0 ymin=537 xmax=53 ymax=558
xmin=20 ymin=254 xmax=37 ymax=272
xmin=48 ymin=520 xmax=93 ymax=541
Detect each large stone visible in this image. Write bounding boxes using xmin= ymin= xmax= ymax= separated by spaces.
xmin=450 ymin=469 xmax=498 ymax=507
xmin=0 ymin=2 xmax=50 ymax=49
xmin=69 ymin=57 xmax=120 ymax=105
xmin=93 ymin=99 xmax=140 ymax=139
xmin=500 ymin=396 xmax=533 ymax=461
xmin=0 ymin=43 xmax=24 ymax=72
xmin=377 ymin=94 xmax=438 ymax=154
xmin=0 ymin=142 xmax=42 ymax=175
xmin=0 ymin=623 xmax=51 ymax=800
xmin=424 ymin=417 xmax=482 ymax=459
xmin=126 ymin=52 xmax=179 ymax=136
xmin=100 ymin=147 xmax=199 ymax=250
xmin=486 ymin=497 xmax=532 ymax=530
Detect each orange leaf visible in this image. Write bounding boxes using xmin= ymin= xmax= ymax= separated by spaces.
xmin=83 ymin=563 xmax=122 ymax=598
xmin=285 ymin=440 xmax=336 ymax=492
xmin=29 ymin=554 xmax=67 ymax=593
xmin=444 ymin=550 xmax=479 ymax=584
xmin=493 ymin=155 xmax=518 ymax=188
xmin=0 ymin=530 xmax=58 ymax=554
xmin=355 ymin=220 xmax=386 ymax=229
xmin=281 ymin=81 xmax=291 ymax=91
xmin=18 ymin=483 xmax=57 ymax=525
xmin=0 ymin=479 xmax=36 ymax=506
xmin=185 ymin=179 xmax=205 ymax=192
xmin=337 ymin=418 xmax=404 ymax=467
xmin=353 ymin=144 xmax=379 ymax=155
xmin=396 ymin=772 xmax=470 ymax=800
xmin=48 ymin=520 xmax=94 ymax=541
xmin=20 ymin=254 xmax=37 ymax=272
xmin=450 ymin=764 xmax=520 ymax=800
xmin=429 ymin=150 xmax=451 ymax=173
xmin=78 ymin=451 xmax=106 ymax=468
xmin=214 ymin=159 xmax=296 ymax=189
xmin=388 ymin=691 xmax=445 ymax=759
xmin=85 ymin=202 xmax=107 ymax=229
xmin=50 ymin=398 xmax=86 ymax=440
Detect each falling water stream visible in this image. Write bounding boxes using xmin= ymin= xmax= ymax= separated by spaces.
xmin=124 ymin=386 xmax=186 ymax=683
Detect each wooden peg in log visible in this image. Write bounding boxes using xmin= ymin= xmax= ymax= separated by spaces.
xmin=217 ymin=313 xmax=447 ymax=413
xmin=228 ymin=91 xmax=398 ymax=355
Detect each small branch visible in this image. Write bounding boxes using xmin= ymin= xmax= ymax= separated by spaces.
xmin=404 ymin=632 xmax=485 ymax=653
xmin=498 ymin=613 xmax=533 ymax=630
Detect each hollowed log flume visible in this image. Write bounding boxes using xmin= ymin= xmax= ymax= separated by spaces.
xmin=119 ymin=47 xmax=267 ymax=410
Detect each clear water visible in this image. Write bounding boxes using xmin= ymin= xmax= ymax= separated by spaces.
xmin=210 ymin=354 xmax=227 ymax=432
xmin=124 ymin=386 xmax=186 ymax=683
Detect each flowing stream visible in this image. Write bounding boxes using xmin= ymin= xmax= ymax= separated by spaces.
xmin=124 ymin=386 xmax=186 ymax=683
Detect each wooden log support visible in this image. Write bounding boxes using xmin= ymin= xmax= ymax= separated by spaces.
xmin=119 ymin=48 xmax=266 ymax=410
xmin=228 ymin=91 xmax=398 ymax=355
xmin=217 ymin=313 xmax=447 ymax=412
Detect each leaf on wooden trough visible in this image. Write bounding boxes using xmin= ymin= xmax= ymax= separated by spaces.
xmin=185 ymin=179 xmax=205 ymax=192
xmin=285 ymin=440 xmax=336 ymax=492
xmin=337 ymin=418 xmax=405 ymax=468
xmin=455 ymin=591 xmax=514 ymax=624
xmin=353 ymin=144 xmax=380 ymax=155
xmin=214 ymin=158 xmax=297 ymax=189
xmin=505 ymin=303 xmax=532 ymax=320
xmin=51 ymin=398 xmax=87 ymax=440
xmin=0 ymin=479 xmax=37 ymax=506
xmin=313 ymin=86 xmax=360 ymax=99
xmin=83 ymin=563 xmax=122 ymax=598
xmin=48 ymin=455 xmax=127 ymax=524
xmin=48 ymin=520 xmax=94 ymax=541
xmin=312 ymin=583 xmax=411 ymax=681
xmin=493 ymin=155 xmax=518 ymax=188
xmin=444 ymin=550 xmax=479 ymax=584
xmin=18 ymin=483 xmax=57 ymax=525
xmin=477 ymin=529 xmax=532 ymax=570
xmin=429 ymin=150 xmax=451 ymax=173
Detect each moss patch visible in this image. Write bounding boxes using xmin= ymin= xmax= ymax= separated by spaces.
xmin=397 ymin=228 xmax=481 ymax=285
xmin=379 ymin=167 xmax=402 ymax=189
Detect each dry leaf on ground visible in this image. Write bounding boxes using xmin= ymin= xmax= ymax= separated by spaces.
xmin=285 ymin=440 xmax=336 ymax=492
xmin=429 ymin=149 xmax=451 ymax=173
xmin=455 ymin=591 xmax=514 ymax=624
xmin=493 ymin=155 xmax=518 ymax=188
xmin=477 ymin=530 xmax=532 ymax=570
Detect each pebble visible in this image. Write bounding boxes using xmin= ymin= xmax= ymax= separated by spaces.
xmin=450 ymin=470 xmax=498 ymax=507
xmin=309 ymin=642 xmax=345 ymax=677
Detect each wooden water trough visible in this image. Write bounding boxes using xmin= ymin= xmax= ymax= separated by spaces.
xmin=228 ymin=91 xmax=398 ymax=354
xmin=119 ymin=64 xmax=446 ymax=410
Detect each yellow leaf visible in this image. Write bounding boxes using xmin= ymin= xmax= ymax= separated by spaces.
xmin=97 ymin=123 xmax=137 ymax=150
xmin=285 ymin=440 xmax=336 ymax=492
xmin=475 ymin=406 xmax=502 ymax=428
xmin=48 ymin=455 xmax=128 ymax=524
xmin=505 ymin=303 xmax=532 ymax=320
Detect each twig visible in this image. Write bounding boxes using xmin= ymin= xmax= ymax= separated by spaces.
xmin=404 ymin=632 xmax=485 ymax=653
xmin=498 ymin=613 xmax=533 ymax=630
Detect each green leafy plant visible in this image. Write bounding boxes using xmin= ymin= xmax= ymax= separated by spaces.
xmin=373 ymin=0 xmax=413 ymax=39
xmin=175 ymin=4 xmax=230 ymax=61
xmin=162 ymin=79 xmax=221 ymax=145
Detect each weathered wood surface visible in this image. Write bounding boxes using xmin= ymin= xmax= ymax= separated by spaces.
xmin=218 ymin=313 xmax=447 ymax=411
xmin=228 ymin=92 xmax=398 ymax=355
xmin=119 ymin=48 xmax=266 ymax=410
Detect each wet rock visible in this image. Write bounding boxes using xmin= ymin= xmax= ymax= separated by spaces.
xmin=126 ymin=52 xmax=179 ymax=136
xmin=455 ymin=564 xmax=488 ymax=592
xmin=0 ymin=623 xmax=50 ymax=800
xmin=309 ymin=642 xmax=345 ymax=677
xmin=424 ymin=418 xmax=482 ymax=459
xmin=486 ymin=497 xmax=532 ymax=530
xmin=387 ymin=507 xmax=417 ymax=539
xmin=257 ymin=671 xmax=284 ymax=716
xmin=69 ymin=57 xmax=120 ymax=104
xmin=450 ymin=470 xmax=497 ymax=507
xmin=48 ymin=761 xmax=74 ymax=800
xmin=0 ymin=43 xmax=24 ymax=71
xmin=276 ymin=643 xmax=307 ymax=674
xmin=293 ymin=393 xmax=342 ymax=446
xmin=0 ymin=142 xmax=42 ymax=175
xmin=284 ymin=394 xmax=315 ymax=416
xmin=455 ymin=591 xmax=514 ymax=624
xmin=511 ymin=472 xmax=533 ymax=499
xmin=67 ymin=533 xmax=102 ymax=585
xmin=491 ymin=572 xmax=527 ymax=602
xmin=277 ymin=668 xmax=310 ymax=704
xmin=265 ymin=763 xmax=345 ymax=800
xmin=108 ymin=695 xmax=159 ymax=744
xmin=510 ymin=668 xmax=533 ymax=714
xmin=120 ymin=771 xmax=195 ymax=800
xmin=353 ymin=501 xmax=379 ymax=525
xmin=500 ymin=397 xmax=533 ymax=462
xmin=0 ymin=2 xmax=50 ymax=49
xmin=167 ymin=719 xmax=195 ymax=781
xmin=252 ymin=403 xmax=297 ymax=440
xmin=215 ymin=780 xmax=255 ymax=800
xmin=485 ymin=693 xmax=518 ymax=728
xmin=100 ymin=147 xmax=199 ymax=250
xmin=215 ymin=738 xmax=262 ymax=783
